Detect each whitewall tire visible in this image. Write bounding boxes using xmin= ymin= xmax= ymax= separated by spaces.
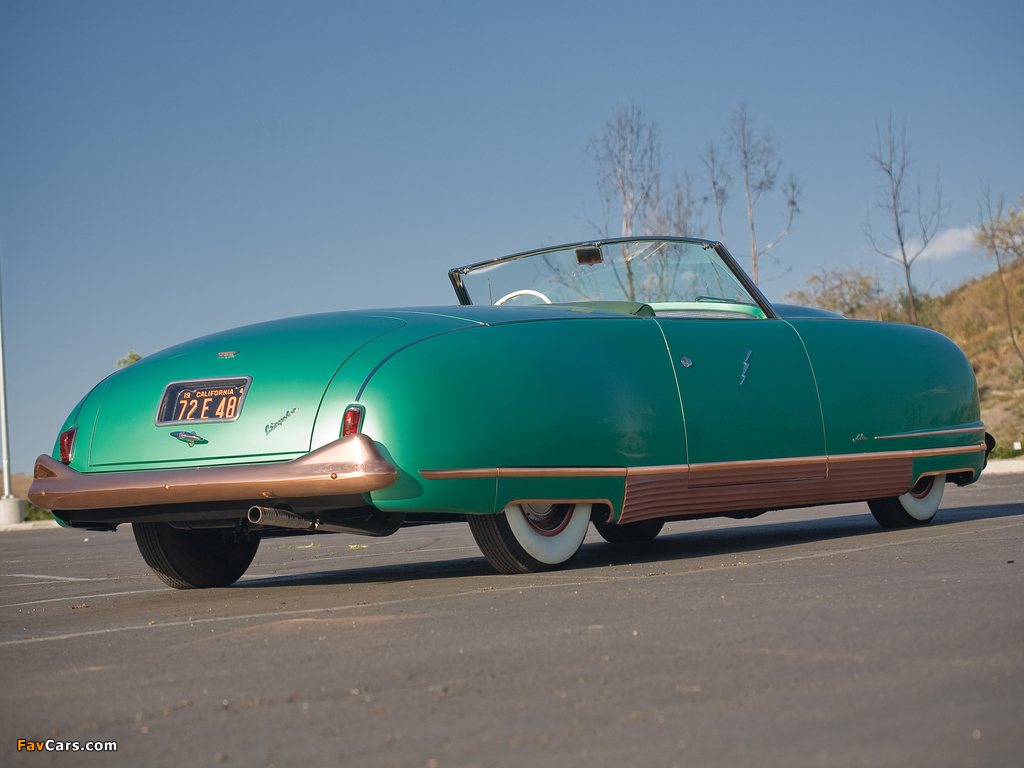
xmin=468 ymin=503 xmax=591 ymax=573
xmin=868 ymin=474 xmax=945 ymax=528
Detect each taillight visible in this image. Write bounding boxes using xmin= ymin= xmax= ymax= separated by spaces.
xmin=341 ymin=405 xmax=365 ymax=437
xmin=59 ymin=426 xmax=78 ymax=464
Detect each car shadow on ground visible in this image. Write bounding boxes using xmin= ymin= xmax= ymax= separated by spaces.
xmin=234 ymin=501 xmax=1023 ymax=590
xmin=572 ymin=502 xmax=1024 ymax=571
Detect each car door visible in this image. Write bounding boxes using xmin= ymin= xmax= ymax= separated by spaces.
xmin=655 ymin=317 xmax=826 ymax=486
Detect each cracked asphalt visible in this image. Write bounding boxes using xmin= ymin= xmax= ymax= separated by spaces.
xmin=1 ymin=474 xmax=1022 ymax=768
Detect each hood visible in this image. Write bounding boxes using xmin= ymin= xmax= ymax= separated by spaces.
xmin=87 ymin=312 xmax=405 ymax=468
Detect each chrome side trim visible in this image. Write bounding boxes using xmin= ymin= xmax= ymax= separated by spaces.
xmin=625 ymin=464 xmax=687 ymax=477
xmin=420 ymin=444 xmax=985 ymax=484
xmin=419 ymin=467 xmax=627 ymax=480
xmin=911 ymin=443 xmax=986 ymax=458
xmin=621 ymin=454 xmax=913 ymax=524
xmin=499 ymin=467 xmax=626 ymax=478
xmin=419 ymin=468 xmax=497 ymax=480
xmin=917 ymin=467 xmax=977 ymax=481
xmin=619 ymin=444 xmax=987 ymax=524
xmin=874 ymin=425 xmax=986 ymax=440
xmin=422 ymin=444 xmax=987 ymax=526
xmin=29 ymin=434 xmax=398 ymax=511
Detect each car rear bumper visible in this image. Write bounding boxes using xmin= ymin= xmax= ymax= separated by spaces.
xmin=28 ymin=434 xmax=398 ymax=511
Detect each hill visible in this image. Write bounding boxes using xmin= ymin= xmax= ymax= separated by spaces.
xmin=932 ymin=258 xmax=1024 ymax=455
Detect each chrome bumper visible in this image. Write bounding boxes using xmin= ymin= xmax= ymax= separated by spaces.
xmin=28 ymin=434 xmax=398 ymax=511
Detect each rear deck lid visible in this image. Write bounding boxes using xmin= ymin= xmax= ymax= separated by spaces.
xmin=88 ymin=313 xmax=404 ymax=468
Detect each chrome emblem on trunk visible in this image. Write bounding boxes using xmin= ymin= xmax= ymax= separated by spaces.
xmin=266 ymin=408 xmax=298 ymax=435
xmin=170 ymin=431 xmax=206 ymax=447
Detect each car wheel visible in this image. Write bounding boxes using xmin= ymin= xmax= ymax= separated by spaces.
xmin=593 ymin=517 xmax=664 ymax=543
xmin=468 ymin=503 xmax=591 ymax=574
xmin=133 ymin=522 xmax=260 ymax=589
xmin=868 ymin=474 xmax=945 ymax=528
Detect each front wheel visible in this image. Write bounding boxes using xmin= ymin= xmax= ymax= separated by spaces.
xmin=468 ymin=503 xmax=591 ymax=574
xmin=868 ymin=474 xmax=945 ymax=529
xmin=133 ymin=522 xmax=260 ymax=589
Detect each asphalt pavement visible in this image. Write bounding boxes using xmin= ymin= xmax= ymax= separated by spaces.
xmin=1 ymin=474 xmax=1021 ymax=768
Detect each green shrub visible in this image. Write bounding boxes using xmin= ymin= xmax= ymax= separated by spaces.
xmin=23 ymin=502 xmax=53 ymax=522
xmin=990 ymin=443 xmax=1023 ymax=460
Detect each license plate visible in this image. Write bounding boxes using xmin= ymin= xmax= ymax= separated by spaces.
xmin=156 ymin=377 xmax=253 ymax=425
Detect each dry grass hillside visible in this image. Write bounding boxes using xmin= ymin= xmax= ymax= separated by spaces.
xmin=932 ymin=258 xmax=1024 ymax=455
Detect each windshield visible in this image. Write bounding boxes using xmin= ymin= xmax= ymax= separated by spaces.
xmin=452 ymin=239 xmax=763 ymax=311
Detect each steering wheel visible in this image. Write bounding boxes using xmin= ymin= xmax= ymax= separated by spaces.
xmin=494 ymin=289 xmax=552 ymax=306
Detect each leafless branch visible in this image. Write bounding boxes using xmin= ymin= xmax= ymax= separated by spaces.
xmin=977 ymin=184 xmax=1024 ymax=367
xmin=648 ymin=170 xmax=705 ymax=238
xmin=759 ymin=173 xmax=801 ymax=258
xmin=701 ymin=141 xmax=731 ymax=244
xmin=587 ymin=103 xmax=661 ymax=239
xmin=728 ymin=102 xmax=797 ymax=284
xmin=863 ymin=113 xmax=944 ymax=324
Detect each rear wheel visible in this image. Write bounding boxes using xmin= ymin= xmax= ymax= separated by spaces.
xmin=868 ymin=474 xmax=945 ymax=529
xmin=593 ymin=517 xmax=664 ymax=543
xmin=133 ymin=522 xmax=260 ymax=589
xmin=468 ymin=503 xmax=591 ymax=574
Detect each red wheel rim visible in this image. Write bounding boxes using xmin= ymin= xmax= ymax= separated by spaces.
xmin=909 ymin=476 xmax=935 ymax=499
xmin=520 ymin=504 xmax=575 ymax=537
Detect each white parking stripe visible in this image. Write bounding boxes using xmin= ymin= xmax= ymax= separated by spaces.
xmin=3 ymin=589 xmax=168 ymax=609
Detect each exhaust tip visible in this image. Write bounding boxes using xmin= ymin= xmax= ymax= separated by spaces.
xmin=247 ymin=506 xmax=314 ymax=530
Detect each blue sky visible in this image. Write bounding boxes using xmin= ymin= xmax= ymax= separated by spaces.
xmin=1 ymin=0 xmax=1022 ymax=474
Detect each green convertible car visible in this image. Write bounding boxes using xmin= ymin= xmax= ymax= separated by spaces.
xmin=30 ymin=238 xmax=993 ymax=588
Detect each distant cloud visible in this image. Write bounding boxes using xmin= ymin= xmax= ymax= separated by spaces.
xmin=903 ymin=226 xmax=978 ymax=262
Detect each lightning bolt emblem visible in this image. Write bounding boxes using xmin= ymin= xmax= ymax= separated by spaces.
xmin=740 ymin=349 xmax=752 ymax=385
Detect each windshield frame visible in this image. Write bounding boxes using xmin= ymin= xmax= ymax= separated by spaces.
xmin=448 ymin=236 xmax=778 ymax=319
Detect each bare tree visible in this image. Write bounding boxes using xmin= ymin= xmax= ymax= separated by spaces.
xmin=729 ymin=103 xmax=800 ymax=285
xmin=587 ymin=104 xmax=663 ymax=301
xmin=864 ymin=114 xmax=944 ymax=325
xmin=701 ymin=141 xmax=731 ymax=244
xmin=976 ymin=188 xmax=1024 ymax=367
xmin=588 ymin=104 xmax=661 ymax=238
xmin=647 ymin=170 xmax=704 ymax=238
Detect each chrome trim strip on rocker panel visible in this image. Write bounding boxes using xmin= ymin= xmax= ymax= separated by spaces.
xmin=620 ymin=455 xmax=913 ymax=524
xmin=618 ymin=444 xmax=985 ymax=524
xmin=419 ymin=467 xmax=628 ymax=480
xmin=420 ymin=444 xmax=986 ymax=525
xmin=422 ymin=445 xmax=981 ymax=483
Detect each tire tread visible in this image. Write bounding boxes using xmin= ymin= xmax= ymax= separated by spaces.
xmin=468 ymin=513 xmax=550 ymax=574
xmin=133 ymin=522 xmax=259 ymax=589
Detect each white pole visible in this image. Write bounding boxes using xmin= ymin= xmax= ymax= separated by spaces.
xmin=0 ymin=258 xmax=24 ymax=524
